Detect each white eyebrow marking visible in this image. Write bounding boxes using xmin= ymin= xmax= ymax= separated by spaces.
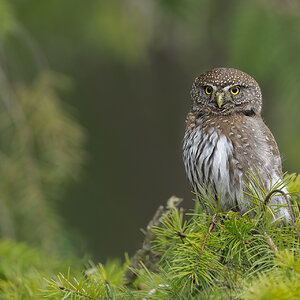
xmin=203 ymin=84 xmax=217 ymax=90
xmin=223 ymin=85 xmax=239 ymax=91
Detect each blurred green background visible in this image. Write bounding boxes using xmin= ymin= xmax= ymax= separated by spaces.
xmin=0 ymin=0 xmax=299 ymax=261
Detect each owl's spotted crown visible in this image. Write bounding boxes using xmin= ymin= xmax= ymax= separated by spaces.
xmin=195 ymin=68 xmax=258 ymax=87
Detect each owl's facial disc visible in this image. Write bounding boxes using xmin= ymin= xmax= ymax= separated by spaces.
xmin=190 ymin=68 xmax=263 ymax=116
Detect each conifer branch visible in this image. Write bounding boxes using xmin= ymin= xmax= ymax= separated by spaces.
xmin=170 ymin=214 xmax=217 ymax=299
xmin=190 ymin=214 xmax=217 ymax=278
xmin=175 ymin=231 xmax=186 ymax=243
xmin=58 ymin=286 xmax=98 ymax=300
xmin=264 ymin=189 xmax=300 ymax=240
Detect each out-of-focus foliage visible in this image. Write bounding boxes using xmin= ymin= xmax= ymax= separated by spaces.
xmin=288 ymin=173 xmax=300 ymax=206
xmin=15 ymin=73 xmax=85 ymax=192
xmin=243 ymin=250 xmax=300 ymax=299
xmin=0 ymin=0 xmax=15 ymax=39
xmin=288 ymin=174 xmax=300 ymax=194
xmin=86 ymin=1 xmax=153 ymax=63
xmin=0 ymin=0 xmax=86 ymax=250
xmin=0 ymin=239 xmax=82 ymax=299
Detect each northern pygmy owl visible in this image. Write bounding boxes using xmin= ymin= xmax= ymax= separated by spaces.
xmin=183 ymin=67 xmax=290 ymax=222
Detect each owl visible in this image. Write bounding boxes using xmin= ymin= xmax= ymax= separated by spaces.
xmin=183 ymin=67 xmax=290 ymax=222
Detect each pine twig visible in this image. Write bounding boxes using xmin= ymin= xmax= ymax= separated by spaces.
xmin=59 ymin=286 xmax=98 ymax=300
xmin=190 ymin=214 xmax=217 ymax=278
xmin=170 ymin=284 xmax=184 ymax=299
xmin=264 ymin=189 xmax=279 ymax=207
xmin=175 ymin=231 xmax=186 ymax=244
xmin=171 ymin=214 xmax=217 ymax=299
xmin=264 ymin=189 xmax=300 ymax=240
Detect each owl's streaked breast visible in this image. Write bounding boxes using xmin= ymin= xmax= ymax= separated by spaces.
xmin=183 ymin=119 xmax=243 ymax=211
xmin=183 ymin=114 xmax=290 ymax=221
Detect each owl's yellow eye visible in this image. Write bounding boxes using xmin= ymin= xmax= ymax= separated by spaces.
xmin=205 ymin=86 xmax=213 ymax=95
xmin=230 ymin=86 xmax=240 ymax=95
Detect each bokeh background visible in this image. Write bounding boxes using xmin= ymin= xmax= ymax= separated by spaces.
xmin=0 ymin=0 xmax=299 ymax=261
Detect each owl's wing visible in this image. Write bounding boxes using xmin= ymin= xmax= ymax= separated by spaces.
xmin=260 ymin=120 xmax=291 ymax=222
xmin=263 ymin=123 xmax=282 ymax=177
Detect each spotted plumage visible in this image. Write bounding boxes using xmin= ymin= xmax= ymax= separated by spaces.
xmin=183 ymin=68 xmax=290 ymax=222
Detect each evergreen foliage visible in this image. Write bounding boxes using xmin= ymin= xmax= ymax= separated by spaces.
xmin=1 ymin=174 xmax=298 ymax=299
xmin=0 ymin=0 xmax=86 ymax=250
xmin=0 ymin=239 xmax=82 ymax=299
xmin=0 ymin=71 xmax=86 ymax=250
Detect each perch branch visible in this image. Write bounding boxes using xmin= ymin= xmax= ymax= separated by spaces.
xmin=264 ymin=189 xmax=300 ymax=240
xmin=59 ymin=286 xmax=98 ymax=300
xmin=190 ymin=214 xmax=217 ymax=278
xmin=124 ymin=196 xmax=183 ymax=285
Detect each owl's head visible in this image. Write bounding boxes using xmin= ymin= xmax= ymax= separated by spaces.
xmin=190 ymin=68 xmax=262 ymax=116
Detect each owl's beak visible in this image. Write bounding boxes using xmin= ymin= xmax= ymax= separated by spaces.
xmin=216 ymin=92 xmax=224 ymax=108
